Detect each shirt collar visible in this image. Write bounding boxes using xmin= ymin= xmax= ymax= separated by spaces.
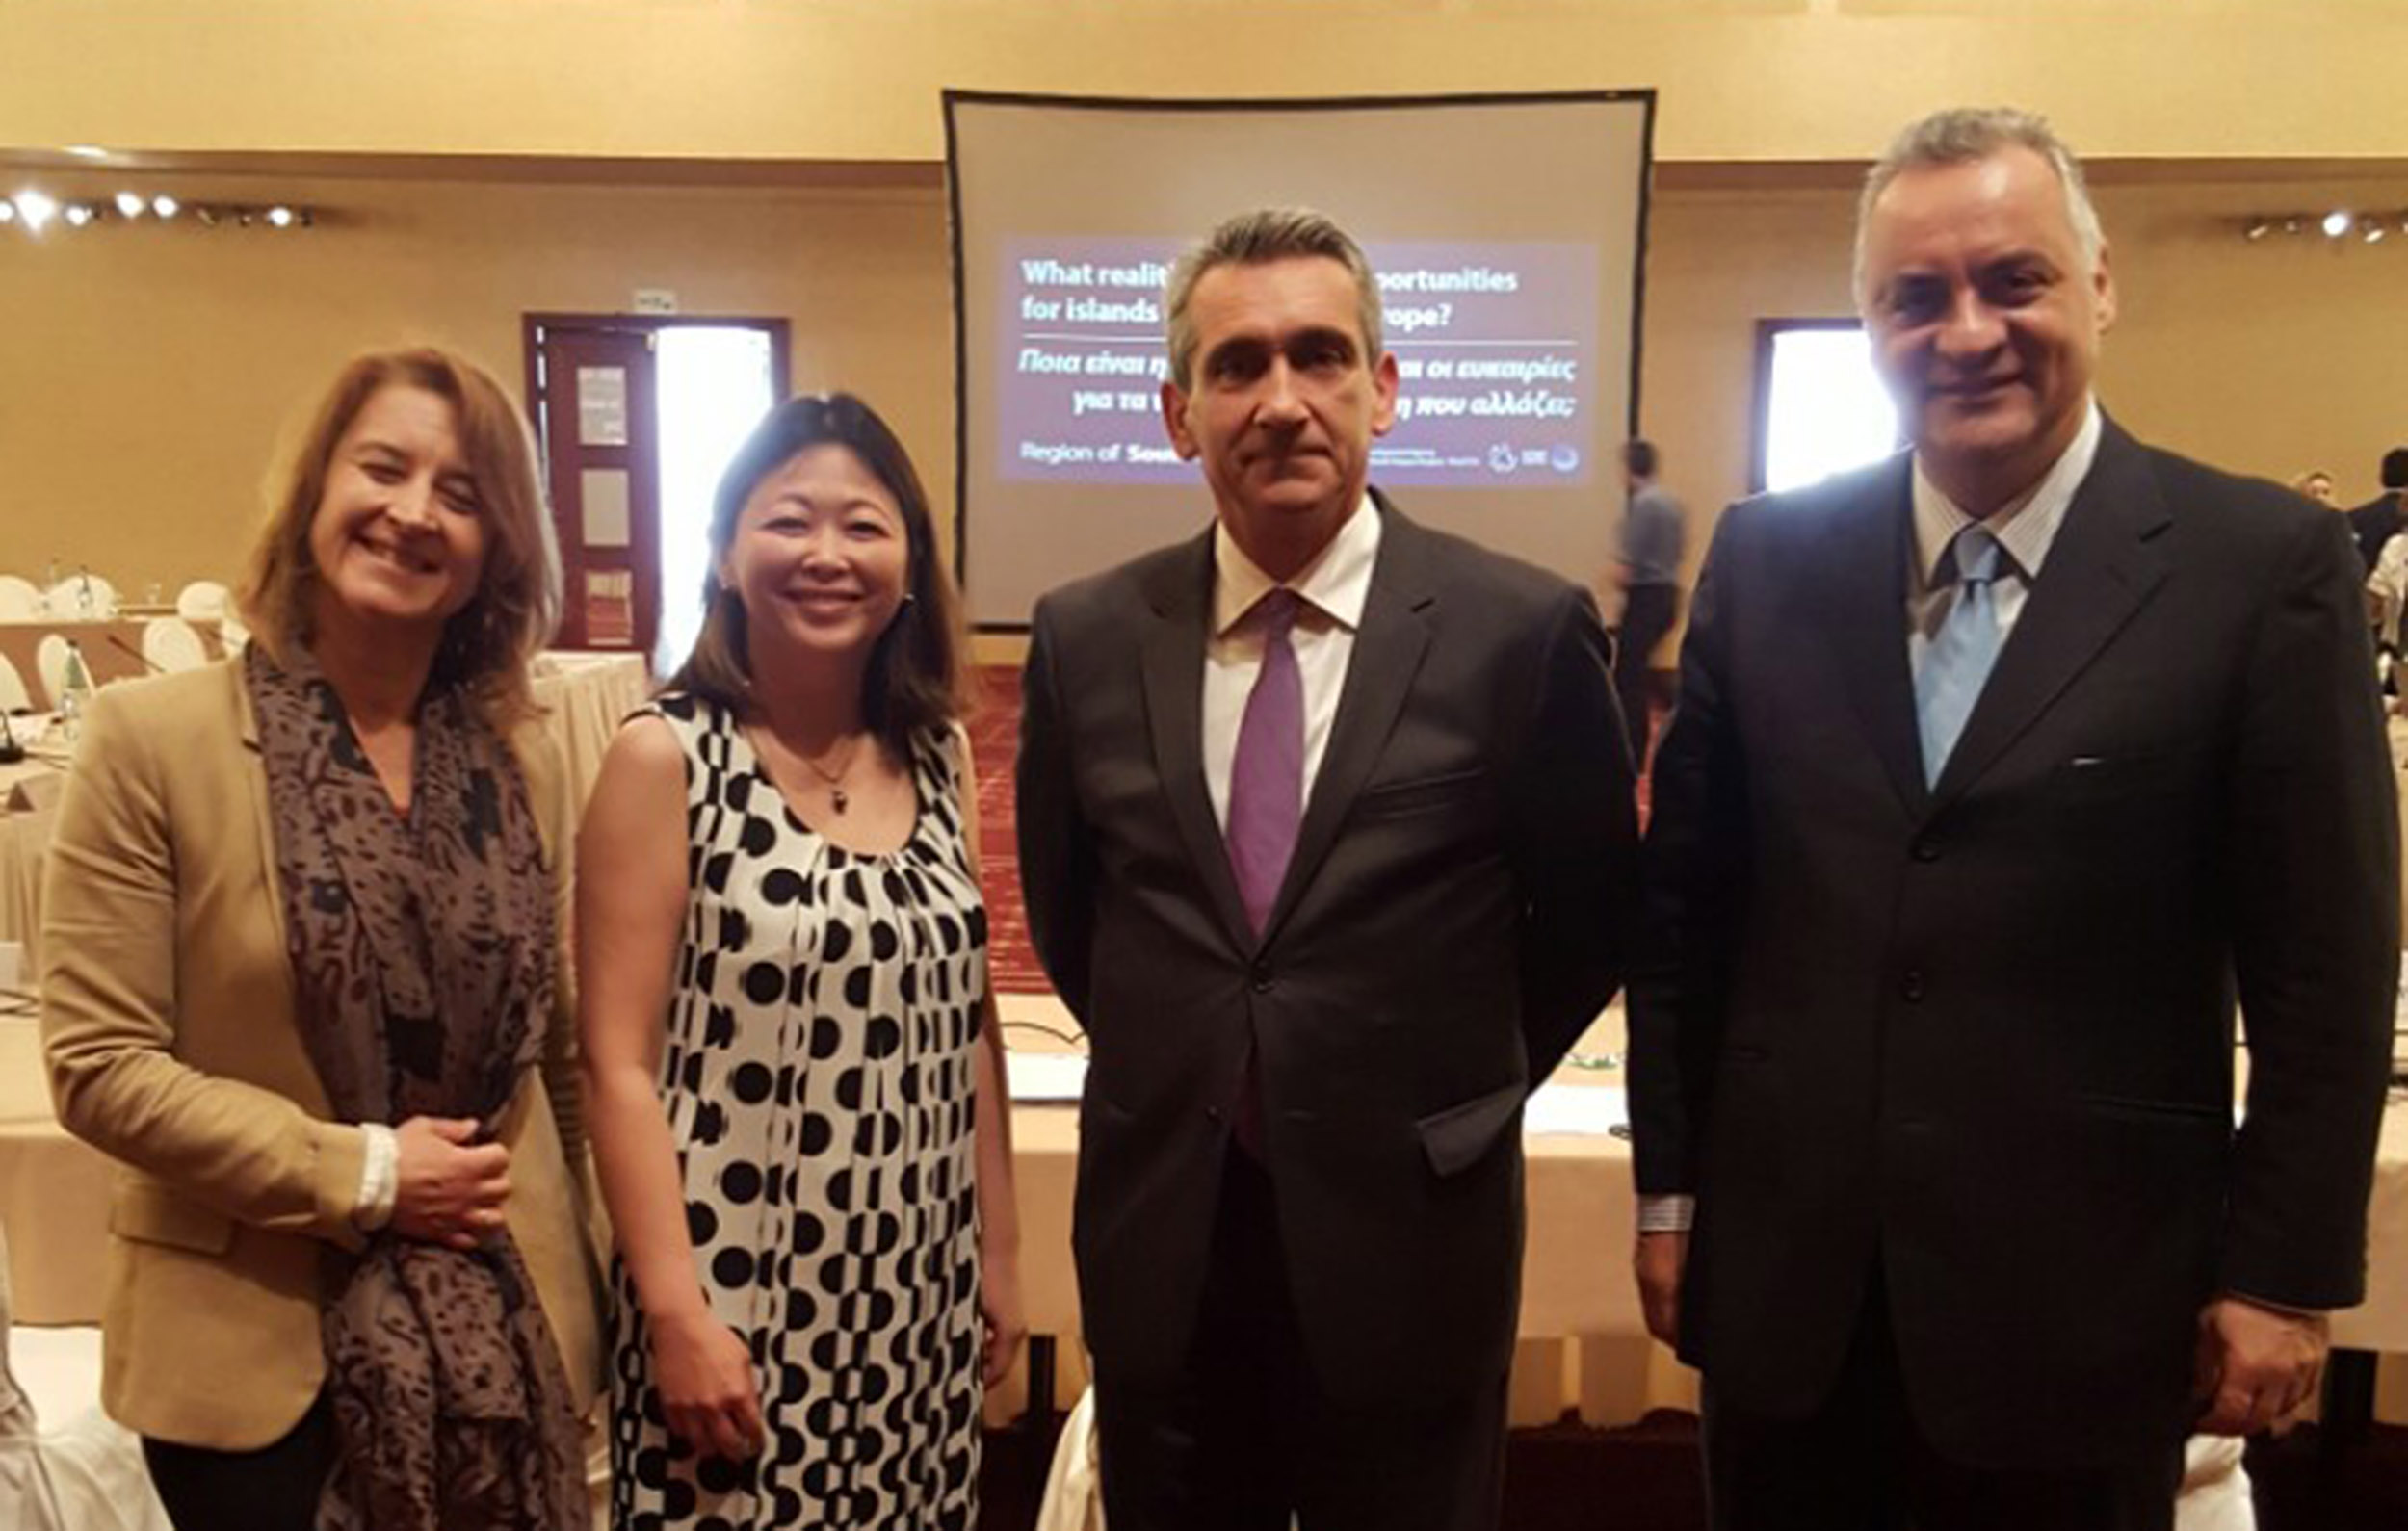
xmin=1912 ymin=399 xmax=2102 ymax=589
xmin=1213 ymin=496 xmax=1382 ymax=637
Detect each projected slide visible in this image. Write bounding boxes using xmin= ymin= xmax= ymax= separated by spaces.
xmin=948 ymin=91 xmax=1653 ymax=625
xmin=1001 ymin=238 xmax=1599 ymax=488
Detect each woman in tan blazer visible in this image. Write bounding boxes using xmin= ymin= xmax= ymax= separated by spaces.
xmin=40 ymin=349 xmax=601 ymax=1531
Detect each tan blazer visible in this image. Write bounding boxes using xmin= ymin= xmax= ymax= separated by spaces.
xmin=39 ymin=660 xmax=603 ymax=1450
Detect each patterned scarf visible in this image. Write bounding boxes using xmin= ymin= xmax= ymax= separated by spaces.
xmin=245 ymin=644 xmax=587 ymax=1531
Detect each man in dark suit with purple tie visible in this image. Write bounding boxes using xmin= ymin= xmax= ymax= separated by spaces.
xmin=1015 ymin=207 xmax=1638 ymax=1530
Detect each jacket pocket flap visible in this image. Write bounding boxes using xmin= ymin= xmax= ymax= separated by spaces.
xmin=1415 ymin=1080 xmax=1526 ymax=1177
xmin=111 ymin=1181 xmax=235 ymax=1255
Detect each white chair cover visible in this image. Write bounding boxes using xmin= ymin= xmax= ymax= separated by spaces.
xmin=139 ymin=619 xmax=207 ymax=675
xmin=0 ymin=1224 xmax=174 ymax=1531
xmin=32 ymin=638 xmax=70 ymax=714
xmin=171 ymin=581 xmax=230 ymax=623
xmin=0 ymin=579 xmax=42 ymax=621
xmin=216 ymin=608 xmax=249 ymax=655
xmin=1035 ymin=1386 xmax=1108 ymax=1531
xmin=0 ymin=657 xmax=29 ymax=716
xmin=38 ymin=578 xmax=116 ymax=622
xmin=2175 ymin=1434 xmax=2255 ymax=1531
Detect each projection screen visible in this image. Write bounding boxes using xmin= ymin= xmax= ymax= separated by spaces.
xmin=947 ymin=90 xmax=1655 ymax=628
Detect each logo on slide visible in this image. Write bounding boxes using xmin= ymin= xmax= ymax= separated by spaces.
xmin=1487 ymin=443 xmax=1519 ymax=476
xmin=1550 ymin=445 xmax=1581 ymax=474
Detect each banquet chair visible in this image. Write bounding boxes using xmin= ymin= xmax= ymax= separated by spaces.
xmin=139 ymin=618 xmax=208 ymax=675
xmin=171 ymin=581 xmax=229 ymax=623
xmin=0 ymin=656 xmax=30 ymax=716
xmin=0 ymin=1224 xmax=173 ymax=1531
xmin=39 ymin=577 xmax=117 ymax=622
xmin=1035 ymin=1386 xmax=1107 ymax=1531
xmin=0 ymin=578 xmax=42 ymax=621
xmin=33 ymin=637 xmax=71 ymax=713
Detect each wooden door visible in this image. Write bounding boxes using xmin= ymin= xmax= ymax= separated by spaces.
xmin=529 ymin=322 xmax=660 ymax=654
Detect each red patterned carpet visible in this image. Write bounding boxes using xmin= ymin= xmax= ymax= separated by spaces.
xmin=967 ymin=665 xmax=1048 ymax=995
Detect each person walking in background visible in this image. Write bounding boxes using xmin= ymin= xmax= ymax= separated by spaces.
xmin=579 ymin=394 xmax=1023 ymax=1531
xmin=1612 ymin=437 xmax=1687 ymax=764
xmin=42 ymin=348 xmax=600 ymax=1531
xmin=2346 ymin=447 xmax=2408 ymax=571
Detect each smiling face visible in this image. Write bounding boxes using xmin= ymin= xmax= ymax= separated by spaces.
xmin=1857 ymin=144 xmax=2116 ymax=516
xmin=306 ymin=383 xmax=488 ymax=646
xmin=1162 ymin=255 xmax=1400 ymax=576
xmin=720 ymin=443 xmax=909 ymax=668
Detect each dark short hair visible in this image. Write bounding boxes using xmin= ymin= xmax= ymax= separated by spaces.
xmin=1623 ymin=439 xmax=1660 ymax=479
xmin=2383 ymin=448 xmax=2408 ymax=490
xmin=668 ymin=394 xmax=967 ymax=755
xmin=1165 ymin=208 xmax=1384 ymax=394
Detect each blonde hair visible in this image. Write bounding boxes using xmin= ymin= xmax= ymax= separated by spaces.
xmin=237 ymin=348 xmax=561 ymax=726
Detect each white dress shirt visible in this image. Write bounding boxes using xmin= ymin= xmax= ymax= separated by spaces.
xmin=1639 ymin=401 xmax=2104 ymax=1238
xmin=1204 ymin=499 xmax=1382 ymax=829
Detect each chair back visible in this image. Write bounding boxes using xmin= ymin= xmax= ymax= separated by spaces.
xmin=32 ymin=639 xmax=70 ymax=714
xmin=39 ymin=578 xmax=116 ymax=622
xmin=171 ymin=582 xmax=229 ymax=623
xmin=0 ymin=657 xmax=29 ymax=716
xmin=140 ymin=619 xmax=207 ymax=675
xmin=0 ymin=580 xmax=41 ymax=622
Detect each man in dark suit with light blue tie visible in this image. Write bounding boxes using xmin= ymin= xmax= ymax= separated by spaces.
xmin=1016 ymin=208 xmax=1637 ymax=1530
xmin=1629 ymin=108 xmax=2398 ymax=1529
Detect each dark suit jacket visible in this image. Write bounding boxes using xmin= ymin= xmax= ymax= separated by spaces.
xmin=1016 ymin=496 xmax=1638 ymax=1405
xmin=1628 ymin=420 xmax=2398 ymax=1468
xmin=2349 ymin=490 xmax=2404 ymax=573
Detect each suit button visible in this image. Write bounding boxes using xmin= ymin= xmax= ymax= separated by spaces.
xmin=1899 ymin=969 xmax=1926 ymax=1001
xmin=1912 ymin=836 xmax=1942 ymax=863
xmin=1205 ymin=1104 xmax=1224 ymax=1124
xmin=1249 ymin=964 xmax=1273 ymax=994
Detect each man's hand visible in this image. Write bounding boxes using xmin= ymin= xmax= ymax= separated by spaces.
xmin=2192 ymin=1296 xmax=2328 ymax=1436
xmin=1635 ymin=1231 xmax=1689 ymax=1346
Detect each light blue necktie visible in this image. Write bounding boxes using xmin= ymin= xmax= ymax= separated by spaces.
xmin=1916 ymin=526 xmax=2005 ymax=788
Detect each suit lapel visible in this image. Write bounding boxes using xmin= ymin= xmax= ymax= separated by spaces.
xmin=1926 ymin=419 xmax=2171 ymax=813
xmin=1263 ymin=495 xmax=1434 ymax=946
xmin=1138 ymin=530 xmax=1257 ymax=951
xmin=1819 ymin=457 xmax=1929 ymax=815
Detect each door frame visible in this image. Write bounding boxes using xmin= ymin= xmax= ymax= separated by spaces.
xmin=522 ymin=312 xmax=794 ymax=653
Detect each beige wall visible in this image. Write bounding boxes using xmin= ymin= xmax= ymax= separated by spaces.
xmin=7 ymin=162 xmax=2407 ymax=638
xmin=7 ymin=0 xmax=2407 ymax=165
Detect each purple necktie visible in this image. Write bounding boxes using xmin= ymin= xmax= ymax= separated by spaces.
xmin=1223 ymin=588 xmax=1302 ymax=1159
xmin=1226 ymin=588 xmax=1304 ymax=936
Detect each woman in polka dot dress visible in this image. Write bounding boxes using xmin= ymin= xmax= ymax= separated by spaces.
xmin=579 ymin=395 xmax=1024 ymax=1530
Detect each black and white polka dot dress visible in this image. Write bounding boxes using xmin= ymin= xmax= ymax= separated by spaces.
xmin=609 ymin=692 xmax=987 ymax=1531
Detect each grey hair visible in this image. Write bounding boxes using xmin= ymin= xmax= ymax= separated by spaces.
xmin=1853 ymin=107 xmax=2106 ymax=302
xmin=1164 ymin=208 xmax=1385 ymax=393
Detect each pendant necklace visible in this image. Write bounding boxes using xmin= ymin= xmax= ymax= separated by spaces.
xmin=801 ymin=733 xmax=865 ymax=815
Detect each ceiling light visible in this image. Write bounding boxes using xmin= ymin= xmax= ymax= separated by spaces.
xmin=63 ymin=202 xmax=96 ymax=228
xmin=13 ymin=189 xmax=59 ymax=233
xmin=114 ymin=191 xmax=144 ymax=219
xmin=0 ymin=201 xmax=13 ymax=227
xmin=63 ymin=144 xmax=110 ymax=161
xmin=2243 ymin=217 xmax=2269 ymax=241
xmin=150 ymin=195 xmax=178 ymax=219
xmin=265 ymin=205 xmax=295 ymax=229
xmin=2368 ymin=220 xmax=2389 ymax=245
xmin=2322 ymin=209 xmax=2353 ymax=238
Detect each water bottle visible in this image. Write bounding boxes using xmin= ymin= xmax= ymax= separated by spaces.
xmin=57 ymin=640 xmax=93 ymax=741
